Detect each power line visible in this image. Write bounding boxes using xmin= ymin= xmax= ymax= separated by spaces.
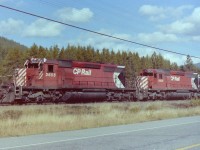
xmin=37 ymin=0 xmax=144 ymax=35
xmin=0 ymin=4 xmax=199 ymax=59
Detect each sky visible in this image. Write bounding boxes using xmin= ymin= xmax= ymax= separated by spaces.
xmin=0 ymin=0 xmax=200 ymax=65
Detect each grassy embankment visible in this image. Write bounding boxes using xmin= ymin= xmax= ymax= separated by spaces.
xmin=1 ymin=100 xmax=200 ymax=137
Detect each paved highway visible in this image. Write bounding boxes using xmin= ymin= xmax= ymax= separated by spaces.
xmin=0 ymin=116 xmax=200 ymax=150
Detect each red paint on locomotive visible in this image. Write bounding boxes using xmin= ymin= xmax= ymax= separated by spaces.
xmin=22 ymin=58 xmax=125 ymax=90
xmin=137 ymin=69 xmax=198 ymax=90
xmin=135 ymin=69 xmax=200 ymax=100
xmin=2 ymin=58 xmax=199 ymax=103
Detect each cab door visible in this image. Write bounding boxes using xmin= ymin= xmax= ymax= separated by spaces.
xmin=157 ymin=73 xmax=166 ymax=89
xmin=152 ymin=73 xmax=166 ymax=89
xmin=44 ymin=64 xmax=58 ymax=89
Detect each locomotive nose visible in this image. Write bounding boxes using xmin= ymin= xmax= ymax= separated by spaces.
xmin=136 ymin=76 xmax=148 ymax=90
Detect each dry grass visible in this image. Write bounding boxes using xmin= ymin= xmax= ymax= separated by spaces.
xmin=0 ymin=100 xmax=200 ymax=137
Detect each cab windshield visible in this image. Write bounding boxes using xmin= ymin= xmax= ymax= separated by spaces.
xmin=142 ymin=72 xmax=153 ymax=76
xmin=27 ymin=63 xmax=38 ymax=68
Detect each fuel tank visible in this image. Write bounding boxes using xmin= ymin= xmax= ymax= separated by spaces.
xmin=61 ymin=91 xmax=107 ymax=103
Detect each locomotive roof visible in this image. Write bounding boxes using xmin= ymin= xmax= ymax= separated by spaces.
xmin=24 ymin=58 xmax=47 ymax=64
xmin=26 ymin=58 xmax=124 ymax=69
xmin=143 ymin=69 xmax=195 ymax=76
xmin=58 ymin=59 xmax=124 ymax=69
xmin=143 ymin=69 xmax=169 ymax=74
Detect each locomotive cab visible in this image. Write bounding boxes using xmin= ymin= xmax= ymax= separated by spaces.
xmin=24 ymin=58 xmax=47 ymax=88
xmin=140 ymin=70 xmax=154 ymax=88
xmin=139 ymin=69 xmax=176 ymax=90
xmin=138 ymin=69 xmax=162 ymax=89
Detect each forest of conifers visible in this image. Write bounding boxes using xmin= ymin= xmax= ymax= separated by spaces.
xmin=0 ymin=36 xmax=199 ymax=82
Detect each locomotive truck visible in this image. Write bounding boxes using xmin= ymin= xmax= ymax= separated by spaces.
xmin=0 ymin=57 xmax=200 ymax=104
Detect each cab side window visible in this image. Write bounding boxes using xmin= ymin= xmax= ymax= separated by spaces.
xmin=159 ymin=74 xmax=163 ymax=79
xmin=154 ymin=73 xmax=157 ymax=78
xmin=48 ymin=65 xmax=54 ymax=73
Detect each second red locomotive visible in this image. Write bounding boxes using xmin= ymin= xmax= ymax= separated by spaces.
xmin=136 ymin=69 xmax=200 ymax=100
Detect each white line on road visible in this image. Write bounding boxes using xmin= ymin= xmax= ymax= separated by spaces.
xmin=1 ymin=120 xmax=200 ymax=150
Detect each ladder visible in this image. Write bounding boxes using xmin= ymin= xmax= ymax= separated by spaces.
xmin=15 ymin=86 xmax=22 ymax=99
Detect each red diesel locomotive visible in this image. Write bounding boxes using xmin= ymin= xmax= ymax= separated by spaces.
xmin=136 ymin=69 xmax=200 ymax=100
xmin=1 ymin=58 xmax=133 ymax=103
xmin=0 ymin=58 xmax=200 ymax=104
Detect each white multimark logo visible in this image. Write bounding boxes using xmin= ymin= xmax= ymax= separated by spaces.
xmin=170 ymin=76 xmax=180 ymax=81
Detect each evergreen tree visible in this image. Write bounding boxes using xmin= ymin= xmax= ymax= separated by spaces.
xmin=2 ymin=48 xmax=25 ymax=76
xmin=140 ymin=56 xmax=147 ymax=70
xmin=58 ymin=47 xmax=66 ymax=59
xmin=151 ymin=52 xmax=158 ymax=69
xmin=52 ymin=45 xmax=60 ymax=59
xmin=29 ymin=43 xmax=39 ymax=57
xmin=65 ymin=45 xmax=77 ymax=60
xmin=38 ymin=46 xmax=47 ymax=58
xmin=157 ymin=54 xmax=164 ymax=68
xmin=185 ymin=55 xmax=194 ymax=71
xmin=125 ymin=52 xmax=137 ymax=88
xmin=180 ymin=65 xmax=185 ymax=72
xmin=132 ymin=52 xmax=140 ymax=73
xmin=116 ymin=51 xmax=122 ymax=64
xmin=145 ymin=55 xmax=153 ymax=68
xmin=93 ymin=49 xmax=101 ymax=63
xmin=101 ymin=48 xmax=110 ymax=63
xmin=171 ymin=62 xmax=179 ymax=70
xmin=110 ymin=50 xmax=117 ymax=64
xmin=84 ymin=46 xmax=95 ymax=62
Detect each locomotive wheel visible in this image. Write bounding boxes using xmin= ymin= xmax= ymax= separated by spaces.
xmin=193 ymin=93 xmax=198 ymax=100
xmin=36 ymin=96 xmax=44 ymax=104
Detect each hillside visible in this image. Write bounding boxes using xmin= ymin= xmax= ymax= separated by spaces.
xmin=0 ymin=37 xmax=28 ymax=62
xmin=0 ymin=37 xmax=27 ymax=51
